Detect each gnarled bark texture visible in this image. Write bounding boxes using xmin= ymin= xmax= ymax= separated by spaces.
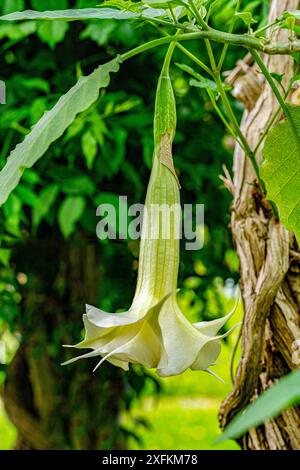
xmin=219 ymin=0 xmax=300 ymax=450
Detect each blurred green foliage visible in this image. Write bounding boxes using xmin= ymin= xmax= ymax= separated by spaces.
xmin=0 ymin=0 xmax=268 ymax=449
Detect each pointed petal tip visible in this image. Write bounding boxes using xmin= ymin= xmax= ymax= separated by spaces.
xmin=220 ymin=322 xmax=241 ymax=339
xmin=206 ymin=368 xmax=225 ymax=383
xmin=193 ymin=295 xmax=240 ymax=337
xmin=61 ymin=358 xmax=76 ymax=366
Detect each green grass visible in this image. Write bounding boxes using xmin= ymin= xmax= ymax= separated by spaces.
xmin=127 ymin=397 xmax=239 ymax=450
xmin=0 ymin=401 xmax=17 ymax=450
xmin=126 ymin=338 xmax=241 ymax=450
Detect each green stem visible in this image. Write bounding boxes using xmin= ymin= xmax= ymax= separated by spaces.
xmin=149 ymin=22 xmax=214 ymax=77
xmin=207 ymin=90 xmax=239 ymax=140
xmin=120 ymin=30 xmax=300 ymax=62
xmin=161 ymin=40 xmax=177 ymax=74
xmin=254 ymin=18 xmax=282 ymax=37
xmin=201 ymin=38 xmax=266 ymax=195
xmin=207 ymin=50 xmax=264 ymax=189
xmin=168 ymin=5 xmax=177 ymax=25
xmin=253 ymin=105 xmax=281 ymax=157
xmin=205 ymin=39 xmax=217 ymax=70
xmin=188 ymin=0 xmax=209 ymax=30
xmin=174 ymin=50 xmax=237 ymax=137
xmin=205 ymin=40 xmax=245 ymax=144
xmin=251 ymin=49 xmax=299 ymax=140
xmin=251 ymin=50 xmax=289 ymax=114
xmin=200 ymin=36 xmax=272 ymax=198
xmin=218 ymin=0 xmax=241 ymax=71
xmin=175 ymin=43 xmax=213 ymax=76
xmin=144 ymin=16 xmax=190 ymax=31
xmin=253 ymin=86 xmax=293 ymax=156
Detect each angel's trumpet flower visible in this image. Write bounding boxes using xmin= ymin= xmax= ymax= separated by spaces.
xmin=63 ymin=45 xmax=237 ymax=377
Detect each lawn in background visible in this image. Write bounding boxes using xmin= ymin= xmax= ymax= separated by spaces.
xmin=0 ymin=400 xmax=17 ymax=450
xmin=126 ymin=338 xmax=240 ymax=450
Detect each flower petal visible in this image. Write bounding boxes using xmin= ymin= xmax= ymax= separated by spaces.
xmin=157 ymin=300 xmax=208 ymax=377
xmin=190 ymin=339 xmax=221 ymax=371
xmin=94 ymin=320 xmax=162 ymax=370
xmin=61 ymin=347 xmax=104 ymax=366
xmin=105 ymin=356 xmax=129 ymax=371
xmin=85 ymin=304 xmax=145 ymax=328
xmin=193 ymin=300 xmax=238 ymax=337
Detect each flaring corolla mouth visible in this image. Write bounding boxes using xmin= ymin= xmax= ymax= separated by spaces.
xmin=62 ymin=292 xmax=239 ymax=378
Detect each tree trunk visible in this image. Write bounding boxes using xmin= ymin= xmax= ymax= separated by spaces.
xmin=3 ymin=240 xmax=126 ymax=450
xmin=219 ymin=0 xmax=300 ymax=450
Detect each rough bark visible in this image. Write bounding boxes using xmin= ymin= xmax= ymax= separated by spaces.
xmin=219 ymin=0 xmax=300 ymax=450
xmin=3 ymin=240 xmax=125 ymax=450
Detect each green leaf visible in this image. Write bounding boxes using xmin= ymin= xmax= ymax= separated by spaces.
xmin=261 ymin=105 xmax=300 ymax=245
xmin=176 ymin=62 xmax=217 ymax=93
xmin=2 ymin=193 xmax=22 ymax=237
xmin=82 ymin=130 xmax=98 ymax=169
xmin=143 ymin=0 xmax=172 ymax=7
xmin=219 ymin=370 xmax=300 ymax=442
xmin=33 ymin=184 xmax=59 ymax=228
xmin=0 ymin=21 xmax=36 ymax=41
xmin=284 ymin=15 xmax=296 ymax=32
xmin=61 ymin=175 xmax=96 ymax=196
xmin=80 ymin=21 xmax=116 ymax=46
xmin=101 ymin=127 xmax=127 ymax=175
xmin=270 ymin=72 xmax=284 ymax=85
xmin=290 ymin=74 xmax=300 ymax=87
xmin=0 ymin=249 xmax=12 ymax=267
xmin=22 ymin=169 xmax=42 ymax=185
xmin=47 ymin=166 xmax=96 ymax=196
xmin=15 ymin=184 xmax=40 ymax=207
xmin=37 ymin=20 xmax=69 ymax=48
xmin=58 ymin=196 xmax=86 ymax=238
xmin=21 ymin=77 xmax=50 ymax=94
xmin=2 ymin=0 xmax=25 ymax=14
xmin=0 ymin=7 xmax=165 ymax=21
xmin=0 ymin=56 xmax=121 ymax=207
xmin=31 ymin=0 xmax=68 ymax=9
xmin=283 ymin=10 xmax=300 ymax=21
xmin=175 ymin=62 xmax=201 ymax=80
xmin=234 ymin=11 xmax=257 ymax=27
xmin=243 ymin=0 xmax=261 ymax=13
xmin=189 ymin=78 xmax=217 ymax=92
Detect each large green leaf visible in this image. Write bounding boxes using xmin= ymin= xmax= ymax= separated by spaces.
xmin=261 ymin=105 xmax=300 ymax=244
xmin=58 ymin=196 xmax=86 ymax=238
xmin=0 ymin=7 xmax=165 ymax=21
xmin=283 ymin=10 xmax=300 ymax=20
xmin=0 ymin=56 xmax=121 ymax=206
xmin=219 ymin=369 xmax=300 ymax=442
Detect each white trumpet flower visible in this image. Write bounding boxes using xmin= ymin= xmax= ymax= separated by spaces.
xmin=63 ymin=45 xmax=237 ymax=377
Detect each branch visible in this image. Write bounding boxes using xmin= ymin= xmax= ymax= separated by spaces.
xmin=121 ymin=29 xmax=300 ymax=62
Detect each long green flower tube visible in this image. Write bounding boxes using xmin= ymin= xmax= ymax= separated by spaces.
xmin=63 ymin=44 xmax=236 ymax=377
